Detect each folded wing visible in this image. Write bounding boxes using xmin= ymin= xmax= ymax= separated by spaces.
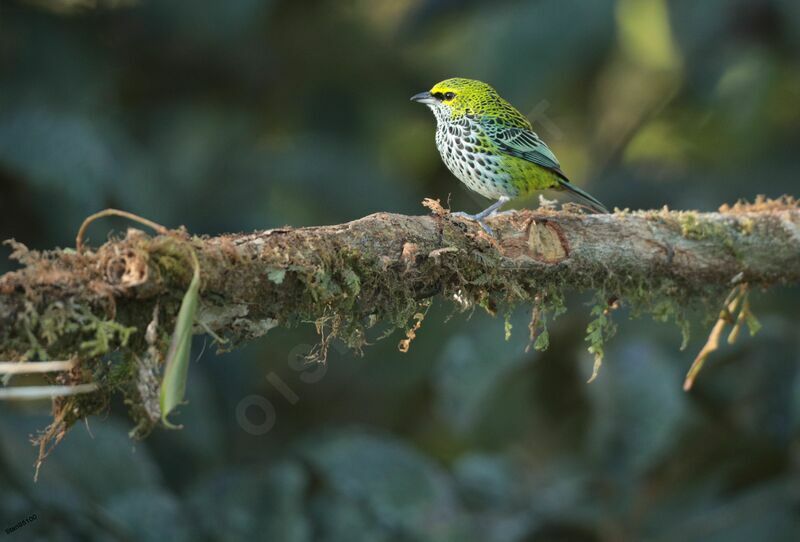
xmin=488 ymin=124 xmax=609 ymax=213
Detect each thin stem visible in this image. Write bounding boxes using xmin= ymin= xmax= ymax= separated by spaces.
xmin=76 ymin=208 xmax=169 ymax=253
xmin=0 ymin=360 xmax=75 ymax=374
xmin=0 ymin=383 xmax=98 ymax=400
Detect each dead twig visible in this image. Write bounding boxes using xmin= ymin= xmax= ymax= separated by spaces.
xmin=684 ymin=284 xmax=753 ymax=391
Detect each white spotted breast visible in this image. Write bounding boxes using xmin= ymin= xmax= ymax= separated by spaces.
xmin=434 ymin=117 xmax=518 ymax=200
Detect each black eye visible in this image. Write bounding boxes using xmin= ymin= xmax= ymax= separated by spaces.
xmin=443 ymin=92 xmax=456 ymax=101
xmin=432 ymin=92 xmax=444 ymax=100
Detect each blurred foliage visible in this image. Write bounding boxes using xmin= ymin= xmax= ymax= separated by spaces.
xmin=1 ymin=0 xmax=800 ymax=540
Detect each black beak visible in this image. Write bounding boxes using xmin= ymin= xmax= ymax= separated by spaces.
xmin=410 ymin=91 xmax=437 ymax=104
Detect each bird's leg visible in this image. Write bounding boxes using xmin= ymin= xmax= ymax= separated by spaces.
xmin=450 ymin=196 xmax=510 ymax=235
xmin=479 ymin=196 xmax=511 ymax=218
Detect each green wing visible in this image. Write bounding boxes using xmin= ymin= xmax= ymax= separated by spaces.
xmin=488 ymin=124 xmax=564 ymax=175
xmin=486 ymin=122 xmax=609 ymax=213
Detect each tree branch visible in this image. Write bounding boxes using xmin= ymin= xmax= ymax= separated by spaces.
xmin=0 ymin=198 xmax=798 ymax=442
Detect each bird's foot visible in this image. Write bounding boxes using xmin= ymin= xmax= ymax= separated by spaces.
xmin=487 ymin=209 xmax=515 ymax=217
xmin=449 ymin=211 xmax=495 ymax=236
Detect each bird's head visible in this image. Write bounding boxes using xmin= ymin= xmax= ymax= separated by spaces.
xmin=410 ymin=78 xmax=499 ymax=122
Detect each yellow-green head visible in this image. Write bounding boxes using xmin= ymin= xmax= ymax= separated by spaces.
xmin=410 ymin=77 xmax=531 ymax=127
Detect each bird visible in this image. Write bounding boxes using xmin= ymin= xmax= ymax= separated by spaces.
xmin=411 ymin=77 xmax=608 ymax=235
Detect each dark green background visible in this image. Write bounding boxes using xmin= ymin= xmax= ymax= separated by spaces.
xmin=1 ymin=0 xmax=799 ymax=540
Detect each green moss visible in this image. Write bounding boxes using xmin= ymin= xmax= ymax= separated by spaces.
xmin=107 ymin=353 xmax=135 ymax=388
xmin=9 ymin=297 xmax=147 ymax=462
xmin=677 ymin=212 xmax=703 ymax=239
xmin=80 ymin=316 xmax=137 ymax=357
xmin=739 ymin=216 xmax=755 ymax=235
xmin=675 ymin=211 xmax=755 ymax=261
xmin=678 ymin=212 xmax=731 ymax=241
xmin=533 ymin=328 xmax=550 ymax=351
xmin=585 ymin=296 xmax=619 ymax=382
xmin=18 ymin=302 xmax=49 ymax=361
xmin=342 ymin=268 xmax=361 ymax=297
xmin=39 ymin=303 xmax=81 ymax=346
xmin=267 ymin=268 xmax=286 ymax=284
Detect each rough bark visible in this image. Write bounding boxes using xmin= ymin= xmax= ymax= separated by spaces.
xmin=1 ymin=199 xmax=799 ymax=360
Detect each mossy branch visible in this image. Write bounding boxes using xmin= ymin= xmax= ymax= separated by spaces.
xmin=0 ymin=197 xmax=798 ymax=454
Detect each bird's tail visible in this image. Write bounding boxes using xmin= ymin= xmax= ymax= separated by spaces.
xmin=557 ymin=179 xmax=609 ymax=213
